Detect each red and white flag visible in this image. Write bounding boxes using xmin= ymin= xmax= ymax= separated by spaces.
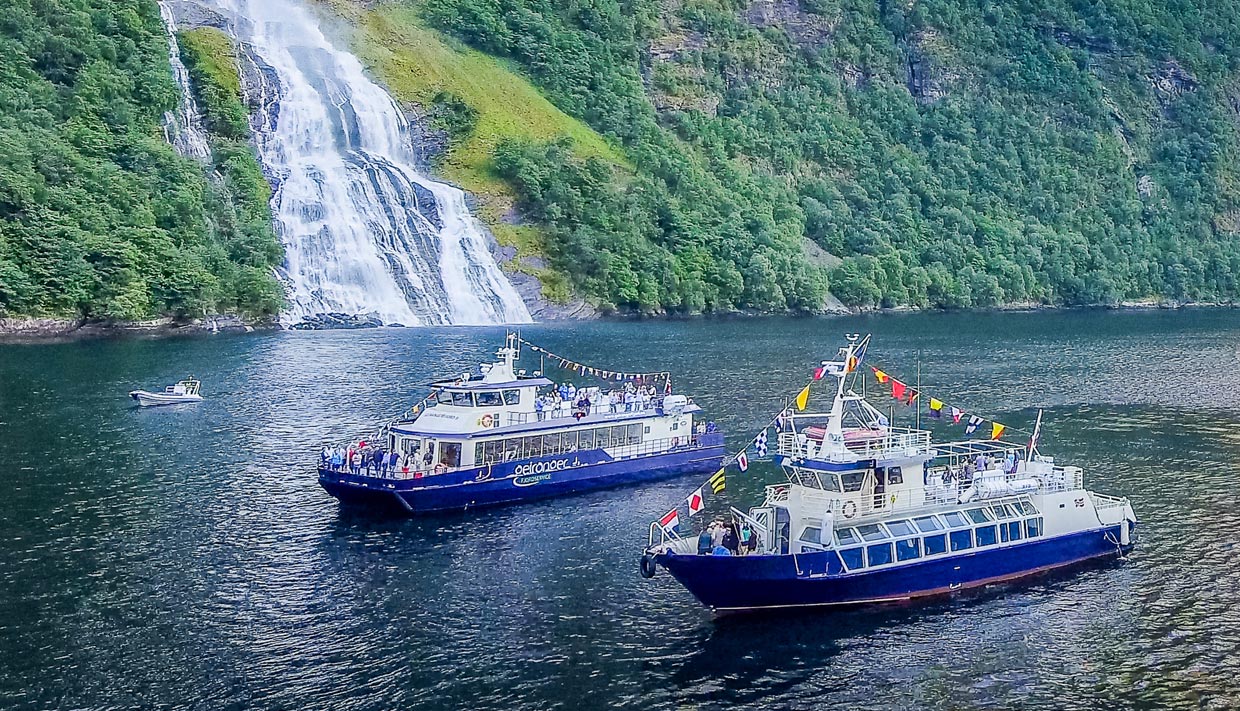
xmin=950 ymin=407 xmax=964 ymax=424
xmin=736 ymin=451 xmax=749 ymax=472
xmin=659 ymin=508 xmax=680 ymax=532
xmin=687 ymin=487 xmax=705 ymax=516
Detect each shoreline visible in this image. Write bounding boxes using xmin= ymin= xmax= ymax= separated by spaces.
xmin=0 ymin=315 xmax=278 ymax=344
xmin=0 ymin=299 xmax=1231 ymax=343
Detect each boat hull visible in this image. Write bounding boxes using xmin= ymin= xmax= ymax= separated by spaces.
xmin=129 ymin=391 xmax=203 ymax=407
xmin=655 ymin=524 xmax=1133 ymax=613
xmin=319 ymin=438 xmax=727 ymax=514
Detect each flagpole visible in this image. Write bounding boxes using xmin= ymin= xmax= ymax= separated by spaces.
xmin=916 ymin=353 xmax=921 ymax=430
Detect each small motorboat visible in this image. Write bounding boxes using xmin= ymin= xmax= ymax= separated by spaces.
xmin=130 ymin=379 xmax=203 ymax=407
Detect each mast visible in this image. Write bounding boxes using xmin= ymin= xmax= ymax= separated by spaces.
xmin=822 ymin=335 xmax=860 ymax=458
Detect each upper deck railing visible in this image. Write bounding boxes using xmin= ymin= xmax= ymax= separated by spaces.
xmin=764 ymin=463 xmax=1085 ymax=522
xmin=776 ymin=425 xmax=932 ymax=461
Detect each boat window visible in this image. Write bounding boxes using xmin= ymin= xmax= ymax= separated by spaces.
xmin=609 ymin=426 xmax=627 ymax=447
xmin=886 ymin=520 xmax=917 ymax=537
xmin=542 ymin=434 xmax=562 ymax=454
xmin=924 ymin=534 xmax=947 ymax=555
xmin=578 ymin=430 xmax=596 ymax=449
xmin=857 ymin=524 xmax=889 ymax=542
xmin=521 ymin=436 xmax=543 ymax=459
xmin=835 ymin=528 xmax=861 ymax=546
xmin=451 ymin=391 xmax=474 ymax=407
xmin=1002 ymin=504 xmax=1021 ymax=518
xmin=989 ymin=505 xmax=1012 ymax=520
xmin=887 ymin=466 xmax=903 ymax=485
xmin=942 ymin=512 xmax=970 ymax=528
xmin=1002 ymin=521 xmax=1023 ymax=542
xmin=1026 ymin=517 xmax=1043 ymax=538
xmin=644 ymin=425 xmax=652 ymax=434
xmin=975 ymin=525 xmax=997 ymax=546
xmin=627 ymin=423 xmax=643 ymax=444
xmin=439 ymin=442 xmax=462 ymax=468
xmin=840 ymin=471 xmax=865 ymax=492
xmin=1015 ymin=500 xmax=1039 ymax=516
xmin=965 ymin=508 xmax=992 ymax=524
xmin=436 ymin=391 xmax=455 ymax=405
xmin=400 ymin=437 xmax=422 ymax=455
xmin=800 ymin=527 xmax=822 ymax=545
xmin=502 ymin=389 xmax=521 ymax=405
xmin=895 ymin=538 xmax=920 ymax=562
xmin=839 ymin=547 xmax=864 ymax=570
xmin=476 ymin=391 xmax=503 ymax=407
xmin=914 ymin=516 xmax=944 ymax=533
xmin=866 ymin=543 xmax=894 ymax=566
xmin=561 ymin=432 xmax=578 ymax=452
xmin=949 ymin=530 xmax=973 ymax=551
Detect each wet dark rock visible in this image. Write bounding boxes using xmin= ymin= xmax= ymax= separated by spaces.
xmin=289 ymin=312 xmax=385 ymax=330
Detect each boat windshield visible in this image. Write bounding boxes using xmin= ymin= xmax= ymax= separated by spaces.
xmin=437 ymin=391 xmax=474 ymax=406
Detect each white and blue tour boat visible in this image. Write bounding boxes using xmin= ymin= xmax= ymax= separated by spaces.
xmin=641 ymin=336 xmax=1138 ymax=613
xmin=318 ymin=336 xmax=727 ymax=513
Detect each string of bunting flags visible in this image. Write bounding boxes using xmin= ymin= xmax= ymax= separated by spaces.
xmin=516 ymin=337 xmax=672 ymax=387
xmin=658 ymin=337 xmax=870 ymax=535
xmin=869 ymin=365 xmax=1023 ymax=441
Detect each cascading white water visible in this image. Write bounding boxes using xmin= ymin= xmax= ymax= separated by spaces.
xmin=158 ymin=1 xmax=213 ymax=162
xmin=210 ymin=0 xmax=532 ymax=327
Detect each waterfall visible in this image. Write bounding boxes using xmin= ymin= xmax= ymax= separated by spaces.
xmin=158 ymin=1 xmax=213 ymax=161
xmin=210 ymin=0 xmax=532 ymax=327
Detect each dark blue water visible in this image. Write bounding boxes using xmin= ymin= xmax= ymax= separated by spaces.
xmin=1 ymin=311 xmax=1238 ymax=710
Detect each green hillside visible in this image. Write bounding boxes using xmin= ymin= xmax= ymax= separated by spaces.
xmin=0 ymin=0 xmax=281 ymax=322
xmin=389 ymin=0 xmax=1240 ymax=312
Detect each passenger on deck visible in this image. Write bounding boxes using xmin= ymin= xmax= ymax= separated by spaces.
xmin=710 ymin=520 xmax=726 ymax=549
xmin=388 ymin=450 xmax=399 ymax=475
xmin=722 ymin=524 xmax=740 ymax=555
xmin=350 ymin=450 xmax=362 ymax=475
xmin=698 ymin=528 xmax=713 ymax=555
xmin=535 ymin=398 xmax=545 ymax=421
xmin=609 ymin=392 xmax=619 ymax=414
xmin=330 ymin=447 xmax=343 ymax=471
xmin=320 ymin=446 xmax=331 ymax=467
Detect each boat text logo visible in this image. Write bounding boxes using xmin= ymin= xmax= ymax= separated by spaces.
xmin=512 ymin=457 xmax=580 ymax=485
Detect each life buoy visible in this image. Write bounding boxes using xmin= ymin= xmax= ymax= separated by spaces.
xmin=434 ymin=463 xmax=446 ymax=475
xmin=639 ymin=553 xmax=658 ymax=579
xmin=842 ymin=500 xmax=858 ymax=519
xmin=479 ymin=413 xmax=495 ymax=428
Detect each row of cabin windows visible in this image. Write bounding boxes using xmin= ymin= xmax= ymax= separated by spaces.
xmin=832 ymin=516 xmax=1045 ymax=571
xmin=804 ymin=466 xmax=904 ymax=493
xmin=437 ymin=389 xmax=523 ymax=408
xmin=475 ymin=423 xmax=645 ymax=465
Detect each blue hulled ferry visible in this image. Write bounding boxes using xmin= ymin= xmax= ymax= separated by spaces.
xmin=642 ymin=336 xmax=1138 ymax=614
xmin=318 ymin=336 xmax=726 ymax=513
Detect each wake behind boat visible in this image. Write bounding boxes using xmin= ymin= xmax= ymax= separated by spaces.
xmin=641 ymin=335 xmax=1138 ymax=614
xmin=129 ymin=379 xmax=203 ymax=407
xmin=317 ymin=335 xmax=727 ymax=514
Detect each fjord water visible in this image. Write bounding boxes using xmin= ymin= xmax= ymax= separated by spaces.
xmin=213 ymin=0 xmax=530 ymax=326
xmin=1 ymin=311 xmax=1237 ymax=710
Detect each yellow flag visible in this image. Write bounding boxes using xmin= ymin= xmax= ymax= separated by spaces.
xmin=795 ymin=385 xmax=811 ymax=411
xmin=991 ymin=422 xmax=1006 ymax=440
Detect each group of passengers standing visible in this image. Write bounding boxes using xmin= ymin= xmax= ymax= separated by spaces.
xmin=697 ymin=519 xmax=758 ymax=556
xmin=320 ymin=442 xmax=438 ymax=478
xmin=534 ymin=381 xmax=661 ymax=421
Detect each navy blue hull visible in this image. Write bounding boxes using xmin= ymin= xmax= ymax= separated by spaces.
xmin=319 ymin=438 xmax=726 ymax=514
xmin=656 ymin=525 xmax=1132 ymax=612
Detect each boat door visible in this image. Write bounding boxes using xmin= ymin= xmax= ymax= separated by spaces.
xmin=738 ymin=506 xmax=773 ymax=553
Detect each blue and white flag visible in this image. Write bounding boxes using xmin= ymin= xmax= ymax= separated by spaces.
xmin=965 ymin=415 xmax=984 ymax=436
xmin=755 ymin=429 xmax=768 ymax=458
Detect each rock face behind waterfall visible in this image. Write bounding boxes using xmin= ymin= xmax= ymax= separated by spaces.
xmin=200 ymin=0 xmax=532 ymax=328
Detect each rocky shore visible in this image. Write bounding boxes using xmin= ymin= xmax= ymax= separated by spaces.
xmin=0 ymin=315 xmax=274 ymax=343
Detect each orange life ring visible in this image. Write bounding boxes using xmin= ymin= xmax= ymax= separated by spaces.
xmin=434 ymin=463 xmax=447 ymax=475
xmin=842 ymin=500 xmax=858 ymax=519
xmin=480 ymin=413 xmax=495 ymax=428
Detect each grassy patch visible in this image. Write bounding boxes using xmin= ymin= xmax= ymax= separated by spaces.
xmin=178 ymin=27 xmax=248 ymax=139
xmin=317 ymin=0 xmax=625 ymax=299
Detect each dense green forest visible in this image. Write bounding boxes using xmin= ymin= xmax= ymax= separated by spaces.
xmin=0 ymin=0 xmax=281 ymax=321
xmin=417 ymin=0 xmax=1240 ymax=311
